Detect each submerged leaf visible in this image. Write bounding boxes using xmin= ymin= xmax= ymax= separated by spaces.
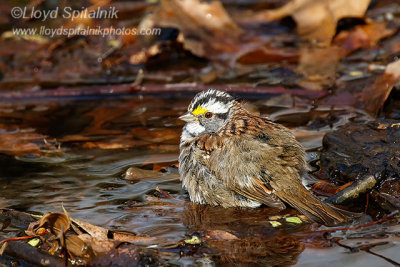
xmin=205 ymin=230 xmax=239 ymax=240
xmin=185 ymin=236 xmax=201 ymax=245
xmin=285 ymin=217 xmax=303 ymax=224
xmin=269 ymin=221 xmax=282 ymax=227
xmin=28 ymin=238 xmax=40 ymax=247
xmin=0 ymin=242 xmax=7 ymax=256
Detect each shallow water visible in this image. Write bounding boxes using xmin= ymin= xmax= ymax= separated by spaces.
xmin=0 ymin=93 xmax=397 ymax=266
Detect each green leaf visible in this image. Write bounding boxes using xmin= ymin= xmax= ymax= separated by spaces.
xmin=185 ymin=236 xmax=201 ymax=244
xmin=269 ymin=221 xmax=282 ymax=227
xmin=285 ymin=217 xmax=303 ymax=224
xmin=28 ymin=238 xmax=40 ymax=247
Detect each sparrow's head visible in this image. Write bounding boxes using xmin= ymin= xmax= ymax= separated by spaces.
xmin=179 ymin=89 xmax=235 ymax=142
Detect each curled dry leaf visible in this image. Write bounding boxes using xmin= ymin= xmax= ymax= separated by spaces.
xmin=253 ymin=0 xmax=371 ymax=43
xmin=38 ymin=212 xmax=71 ymax=236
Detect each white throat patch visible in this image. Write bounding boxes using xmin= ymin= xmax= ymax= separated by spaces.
xmin=181 ymin=122 xmax=205 ymax=142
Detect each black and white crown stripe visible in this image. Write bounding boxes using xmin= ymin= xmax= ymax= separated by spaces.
xmin=189 ymin=89 xmax=235 ymax=114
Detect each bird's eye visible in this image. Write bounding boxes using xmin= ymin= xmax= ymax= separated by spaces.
xmin=204 ymin=112 xmax=213 ymax=119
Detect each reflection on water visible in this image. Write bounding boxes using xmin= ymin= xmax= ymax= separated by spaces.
xmin=0 ymin=93 xmax=374 ymax=265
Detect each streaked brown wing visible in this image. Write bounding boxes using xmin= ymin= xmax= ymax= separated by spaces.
xmin=232 ymin=181 xmax=286 ymax=210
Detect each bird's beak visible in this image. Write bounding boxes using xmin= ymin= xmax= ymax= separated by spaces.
xmin=179 ymin=113 xmax=197 ymax=122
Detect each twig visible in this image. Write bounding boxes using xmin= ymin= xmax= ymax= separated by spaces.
xmin=0 ymin=235 xmax=37 ymax=244
xmin=155 ymin=186 xmax=188 ymax=203
xmin=361 ymin=246 xmax=400 ymax=267
xmin=364 ymin=194 xmax=369 ymax=214
xmin=321 ymin=210 xmax=399 ymax=233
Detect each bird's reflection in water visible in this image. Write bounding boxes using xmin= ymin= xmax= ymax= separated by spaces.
xmin=181 ymin=203 xmax=306 ymax=266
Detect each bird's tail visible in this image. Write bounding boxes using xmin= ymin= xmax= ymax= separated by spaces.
xmin=275 ymin=187 xmax=360 ymax=226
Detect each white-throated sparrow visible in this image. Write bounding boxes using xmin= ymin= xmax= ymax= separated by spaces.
xmin=179 ymin=89 xmax=357 ymax=226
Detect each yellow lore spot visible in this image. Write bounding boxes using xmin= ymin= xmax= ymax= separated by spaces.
xmin=192 ymin=106 xmax=208 ymax=116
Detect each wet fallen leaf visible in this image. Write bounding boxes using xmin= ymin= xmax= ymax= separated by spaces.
xmin=144 ymin=0 xmax=242 ymax=58
xmin=237 ymin=45 xmax=299 ymax=65
xmin=0 ymin=129 xmax=45 ymax=155
xmin=285 ymin=217 xmax=303 ymax=224
xmin=78 ymin=234 xmax=115 ymax=255
xmin=65 ymin=235 xmax=87 ymax=257
xmin=28 ymin=238 xmax=40 ymax=247
xmin=125 ymin=166 xmax=179 ymax=182
xmin=205 ymin=230 xmax=239 ymax=240
xmin=38 ymin=212 xmax=71 ymax=236
xmin=0 ymin=242 xmax=6 ymax=256
xmin=297 ymin=45 xmax=341 ymax=90
xmin=334 ymin=22 xmax=397 ymax=57
xmin=360 ymin=59 xmax=400 ymax=115
xmin=71 ymin=218 xmax=108 ymax=240
xmin=312 ymin=181 xmax=354 ymax=197
xmin=312 ymin=181 xmax=340 ymax=197
xmin=253 ymin=0 xmax=371 ymax=43
xmin=112 ymin=232 xmax=157 ymax=245
xmin=269 ymin=221 xmax=282 ymax=227
xmin=185 ymin=236 xmax=201 ymax=244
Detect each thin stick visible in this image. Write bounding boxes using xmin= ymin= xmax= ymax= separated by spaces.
xmin=364 ymin=194 xmax=369 ymax=214
xmin=0 ymin=235 xmax=37 ymax=244
xmin=321 ymin=210 xmax=398 ymax=233
xmin=156 ymin=186 xmax=188 ymax=203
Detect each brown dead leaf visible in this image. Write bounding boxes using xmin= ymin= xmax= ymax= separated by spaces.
xmin=0 ymin=242 xmax=6 ymax=256
xmin=297 ymin=45 xmax=341 ymax=90
xmin=360 ymin=59 xmax=400 ymax=116
xmin=78 ymin=234 xmax=116 ymax=255
xmin=72 ymin=218 xmax=157 ymax=249
xmin=144 ymin=0 xmax=242 ymax=57
xmin=237 ymin=45 xmax=299 ymax=65
xmin=65 ymin=235 xmax=87 ymax=257
xmin=38 ymin=212 xmax=71 ymax=236
xmin=311 ymin=181 xmax=353 ymax=197
xmin=0 ymin=129 xmax=45 ymax=155
xmin=71 ymin=218 xmax=108 ymax=240
xmin=112 ymin=232 xmax=157 ymax=245
xmin=205 ymin=230 xmax=239 ymax=240
xmin=254 ymin=0 xmax=371 ymax=43
xmin=334 ymin=22 xmax=397 ymax=57
xmin=125 ymin=166 xmax=163 ymax=181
